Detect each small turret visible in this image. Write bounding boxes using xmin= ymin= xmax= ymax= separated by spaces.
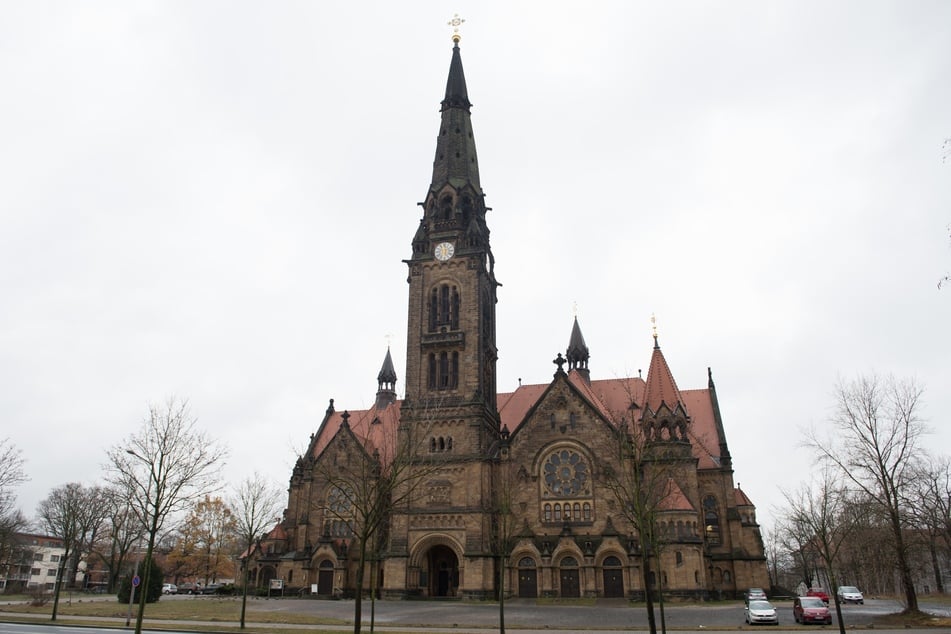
xmin=376 ymin=347 xmax=398 ymax=409
xmin=565 ymin=316 xmax=591 ymax=383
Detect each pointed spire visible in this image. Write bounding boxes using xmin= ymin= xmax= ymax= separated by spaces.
xmin=565 ymin=316 xmax=591 ymax=383
xmin=442 ymin=42 xmax=471 ymax=112
xmin=429 ymin=40 xmax=481 ymax=194
xmin=643 ymin=337 xmax=685 ymax=416
xmin=375 ymin=347 xmax=398 ymax=409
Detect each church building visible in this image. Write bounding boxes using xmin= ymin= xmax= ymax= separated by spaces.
xmin=249 ymin=33 xmax=768 ymax=601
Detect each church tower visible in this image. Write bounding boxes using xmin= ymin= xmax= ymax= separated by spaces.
xmin=401 ymin=33 xmax=500 ymax=448
xmin=387 ymin=30 xmax=501 ymax=599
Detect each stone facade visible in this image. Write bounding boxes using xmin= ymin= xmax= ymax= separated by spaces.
xmin=248 ymin=40 xmax=769 ymax=601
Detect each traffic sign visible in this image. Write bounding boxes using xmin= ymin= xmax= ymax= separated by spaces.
xmin=132 ymin=575 xmax=141 ymax=587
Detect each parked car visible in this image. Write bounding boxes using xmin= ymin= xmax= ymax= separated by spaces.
xmin=745 ymin=599 xmax=779 ymax=625
xmin=199 ymin=583 xmax=224 ymax=595
xmin=806 ymin=587 xmax=830 ymax=603
xmin=794 ymin=596 xmax=832 ymax=624
xmin=177 ymin=582 xmax=200 ymax=594
xmin=837 ymin=585 xmax=864 ymax=604
xmin=161 ymin=583 xmax=178 ymax=595
xmin=745 ymin=587 xmax=768 ymax=603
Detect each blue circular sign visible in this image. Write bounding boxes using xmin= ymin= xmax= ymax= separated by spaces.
xmin=132 ymin=575 xmax=141 ymax=587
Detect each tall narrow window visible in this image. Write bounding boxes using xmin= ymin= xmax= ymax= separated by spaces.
xmin=451 ymin=351 xmax=459 ymax=388
xmin=439 ymin=352 xmax=449 ymax=388
xmin=429 ymin=288 xmax=438 ymax=331
xmin=451 ymin=287 xmax=460 ymax=329
xmin=428 ymin=354 xmax=437 ymax=389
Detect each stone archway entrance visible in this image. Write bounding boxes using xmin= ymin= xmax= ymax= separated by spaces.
xmin=602 ymin=556 xmax=624 ymax=598
xmin=517 ymin=557 xmax=538 ymax=598
xmin=316 ymin=560 xmax=334 ymax=596
xmin=426 ymin=545 xmax=459 ymax=597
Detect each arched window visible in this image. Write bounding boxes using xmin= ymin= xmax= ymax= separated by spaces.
xmin=428 ymin=354 xmax=437 ymax=389
xmin=554 ymin=504 xmax=562 ymax=521
xmin=603 ymin=556 xmax=622 ymax=567
xmin=703 ymin=496 xmax=721 ymax=544
xmin=583 ymin=502 xmax=591 ymax=521
xmin=675 ymin=551 xmax=683 ymax=567
xmin=544 ymin=504 xmax=552 ymax=522
xmin=428 ymin=284 xmax=461 ymax=332
xmin=518 ymin=556 xmax=536 ymax=568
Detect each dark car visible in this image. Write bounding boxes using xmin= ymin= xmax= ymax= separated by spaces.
xmin=177 ymin=582 xmax=200 ymax=594
xmin=200 ymin=583 xmax=224 ymax=595
xmin=794 ymin=596 xmax=832 ymax=624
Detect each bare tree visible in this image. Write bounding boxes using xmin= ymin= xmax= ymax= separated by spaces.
xmin=106 ymin=398 xmax=227 ymax=634
xmin=808 ymin=373 xmax=928 ymax=613
xmin=230 ymin=472 xmax=282 ymax=629
xmin=0 ymin=438 xmax=28 ymax=569
xmin=312 ymin=407 xmax=441 ymax=634
xmin=602 ymin=420 xmax=691 ymax=634
xmin=36 ymin=483 xmax=110 ymax=619
xmin=489 ymin=448 xmax=520 ymax=634
xmin=908 ymin=455 xmax=950 ymax=594
xmin=89 ymin=487 xmax=144 ymax=592
xmin=779 ymin=468 xmax=867 ymax=634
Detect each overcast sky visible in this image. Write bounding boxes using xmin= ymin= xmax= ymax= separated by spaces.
xmin=2 ymin=1 xmax=949 ymax=534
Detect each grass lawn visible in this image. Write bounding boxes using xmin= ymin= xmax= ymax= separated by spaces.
xmin=0 ymin=596 xmax=346 ymax=626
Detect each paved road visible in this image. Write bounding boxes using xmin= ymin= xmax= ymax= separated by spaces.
xmin=2 ymin=596 xmax=948 ymax=633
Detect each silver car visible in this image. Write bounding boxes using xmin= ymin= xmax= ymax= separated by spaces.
xmin=837 ymin=585 xmax=864 ymax=604
xmin=745 ymin=599 xmax=779 ymax=625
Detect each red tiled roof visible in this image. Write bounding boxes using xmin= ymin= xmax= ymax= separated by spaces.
xmin=643 ymin=344 xmax=685 ymax=415
xmin=658 ymin=478 xmax=696 ymax=512
xmin=309 ymin=373 xmax=725 ymax=472
xmin=734 ymin=486 xmax=754 ymax=506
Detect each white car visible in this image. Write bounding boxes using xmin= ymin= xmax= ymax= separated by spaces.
xmin=837 ymin=585 xmax=864 ymax=604
xmin=162 ymin=583 xmax=178 ymax=595
xmin=745 ymin=599 xmax=779 ymax=625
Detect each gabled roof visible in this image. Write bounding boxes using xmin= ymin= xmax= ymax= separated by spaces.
xmin=658 ymin=478 xmax=696 ymax=512
xmin=308 ymin=400 xmax=402 ymax=465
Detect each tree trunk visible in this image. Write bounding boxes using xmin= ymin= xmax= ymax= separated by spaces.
xmin=353 ymin=540 xmax=367 ymax=634
xmin=929 ymin=539 xmax=945 ymax=594
xmin=240 ymin=543 xmax=251 ymax=629
xmin=641 ymin=552 xmax=657 ymax=634
xmin=498 ymin=554 xmax=506 ymax=634
xmin=50 ymin=547 xmax=69 ymax=621
xmin=888 ymin=508 xmax=919 ymax=612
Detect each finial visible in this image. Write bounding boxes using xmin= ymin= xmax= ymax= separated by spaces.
xmin=572 ymin=301 xmax=578 ymax=318
xmin=384 ymin=333 xmax=393 ymax=348
xmin=553 ymin=352 xmax=567 ymax=375
xmin=651 ymin=313 xmax=659 ymax=348
xmin=448 ymin=13 xmax=465 ymax=43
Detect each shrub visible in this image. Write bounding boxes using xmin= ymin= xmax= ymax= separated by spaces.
xmin=117 ymin=556 xmax=164 ymax=604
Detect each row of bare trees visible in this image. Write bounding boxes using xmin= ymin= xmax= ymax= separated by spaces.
xmin=2 ymin=399 xmax=283 ymax=634
xmin=772 ymin=373 xmax=948 ymax=634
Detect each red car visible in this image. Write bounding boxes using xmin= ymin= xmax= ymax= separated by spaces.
xmin=806 ymin=587 xmax=830 ymax=603
xmin=794 ymin=596 xmax=832 ymax=624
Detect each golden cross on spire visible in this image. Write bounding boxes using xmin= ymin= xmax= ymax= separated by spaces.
xmin=448 ymin=13 xmax=465 ymax=43
xmin=651 ymin=313 xmax=658 ymax=339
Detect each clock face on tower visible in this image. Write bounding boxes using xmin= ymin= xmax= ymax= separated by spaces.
xmin=434 ymin=241 xmax=455 ymax=262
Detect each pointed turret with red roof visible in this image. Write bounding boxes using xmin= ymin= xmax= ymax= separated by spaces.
xmin=641 ymin=318 xmax=690 ymax=444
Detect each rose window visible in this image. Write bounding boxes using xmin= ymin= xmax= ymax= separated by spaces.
xmin=543 ymin=449 xmax=589 ymax=497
